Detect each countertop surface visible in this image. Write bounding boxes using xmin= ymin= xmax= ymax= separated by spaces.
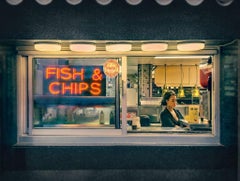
xmin=128 ymin=123 xmax=212 ymax=133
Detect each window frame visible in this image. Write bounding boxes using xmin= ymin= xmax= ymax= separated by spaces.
xmin=17 ymin=52 xmax=220 ymax=146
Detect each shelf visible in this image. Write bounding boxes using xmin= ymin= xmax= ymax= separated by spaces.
xmin=34 ymin=95 xmax=115 ymax=106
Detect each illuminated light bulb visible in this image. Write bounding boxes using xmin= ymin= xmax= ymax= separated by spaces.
xmin=66 ymin=0 xmax=83 ymax=5
xmin=177 ymin=42 xmax=205 ymax=51
xmin=70 ymin=43 xmax=96 ymax=52
xmin=185 ymin=0 xmax=204 ymax=6
xmin=177 ymin=85 xmax=185 ymax=98
xmin=155 ymin=0 xmax=174 ymax=6
xmin=35 ymin=0 xmax=53 ymax=5
xmin=162 ymin=84 xmax=168 ymax=97
xmin=106 ymin=43 xmax=132 ymax=52
xmin=6 ymin=0 xmax=23 ymax=5
xmin=34 ymin=42 xmax=61 ymax=51
xmin=126 ymin=0 xmax=143 ymax=5
xmin=216 ymin=0 xmax=234 ymax=6
xmin=177 ymin=64 xmax=185 ymax=98
xmin=96 ymin=0 xmax=112 ymax=5
xmin=141 ymin=43 xmax=168 ymax=51
xmin=192 ymin=85 xmax=200 ymax=97
xmin=192 ymin=64 xmax=200 ymax=97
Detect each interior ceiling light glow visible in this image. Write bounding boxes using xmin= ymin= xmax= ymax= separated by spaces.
xmin=106 ymin=43 xmax=132 ymax=52
xmin=66 ymin=0 xmax=83 ymax=5
xmin=185 ymin=0 xmax=204 ymax=6
xmin=141 ymin=43 xmax=168 ymax=51
xmin=6 ymin=0 xmax=23 ymax=5
xmin=216 ymin=0 xmax=234 ymax=6
xmin=154 ymin=55 xmax=210 ymax=59
xmin=96 ymin=0 xmax=112 ymax=5
xmin=126 ymin=0 xmax=143 ymax=5
xmin=34 ymin=42 xmax=61 ymax=51
xmin=155 ymin=0 xmax=174 ymax=6
xmin=70 ymin=43 xmax=96 ymax=52
xmin=35 ymin=0 xmax=53 ymax=5
xmin=177 ymin=42 xmax=205 ymax=51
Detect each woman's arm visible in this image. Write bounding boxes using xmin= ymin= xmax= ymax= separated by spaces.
xmin=175 ymin=109 xmax=188 ymax=127
xmin=175 ymin=109 xmax=184 ymax=119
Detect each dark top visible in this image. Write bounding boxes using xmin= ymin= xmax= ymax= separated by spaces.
xmin=160 ymin=108 xmax=185 ymax=127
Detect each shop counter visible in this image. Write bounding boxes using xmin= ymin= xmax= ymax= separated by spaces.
xmin=127 ymin=123 xmax=212 ymax=133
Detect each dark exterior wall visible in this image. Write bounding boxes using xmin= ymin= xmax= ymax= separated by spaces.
xmin=0 ymin=1 xmax=239 ymax=181
xmin=1 ymin=145 xmax=238 ymax=181
xmin=238 ymin=41 xmax=240 ymax=181
xmin=0 ymin=0 xmax=240 ymax=40
xmin=220 ymin=41 xmax=239 ymax=146
xmin=0 ymin=48 xmax=18 ymax=177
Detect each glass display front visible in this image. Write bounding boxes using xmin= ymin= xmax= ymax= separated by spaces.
xmin=126 ymin=56 xmax=213 ymax=134
xmin=32 ymin=58 xmax=119 ymax=128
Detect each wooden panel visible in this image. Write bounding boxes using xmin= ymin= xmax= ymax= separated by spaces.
xmin=155 ymin=65 xmax=200 ymax=87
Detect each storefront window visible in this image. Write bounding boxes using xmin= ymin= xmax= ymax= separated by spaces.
xmin=126 ymin=56 xmax=213 ymax=134
xmin=32 ymin=58 xmax=120 ymax=129
xmin=16 ymin=47 xmax=219 ymax=145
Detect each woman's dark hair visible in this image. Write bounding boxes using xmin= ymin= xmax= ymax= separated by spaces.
xmin=161 ymin=90 xmax=176 ymax=106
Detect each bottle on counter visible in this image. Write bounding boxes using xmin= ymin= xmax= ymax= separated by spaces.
xmin=109 ymin=111 xmax=115 ymax=125
xmin=99 ymin=110 xmax=105 ymax=125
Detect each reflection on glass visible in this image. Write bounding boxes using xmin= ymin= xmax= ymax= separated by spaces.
xmin=33 ymin=58 xmax=117 ymax=128
xmin=33 ymin=105 xmax=115 ymax=127
xmin=127 ymin=57 xmax=212 ymax=134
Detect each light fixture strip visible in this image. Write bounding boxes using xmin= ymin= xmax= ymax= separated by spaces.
xmin=155 ymin=55 xmax=210 ymax=59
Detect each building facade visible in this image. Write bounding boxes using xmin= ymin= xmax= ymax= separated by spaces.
xmin=0 ymin=0 xmax=239 ymax=181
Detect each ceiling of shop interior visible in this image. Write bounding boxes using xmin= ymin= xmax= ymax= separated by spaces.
xmin=127 ymin=57 xmax=205 ymax=74
xmin=127 ymin=57 xmax=203 ymax=65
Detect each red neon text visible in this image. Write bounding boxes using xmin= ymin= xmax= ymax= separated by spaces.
xmin=45 ymin=67 xmax=85 ymax=81
xmin=48 ymin=82 xmax=101 ymax=95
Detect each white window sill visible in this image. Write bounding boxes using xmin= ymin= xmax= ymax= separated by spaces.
xmin=17 ymin=133 xmax=220 ymax=146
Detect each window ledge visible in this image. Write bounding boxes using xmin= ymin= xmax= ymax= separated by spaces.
xmin=17 ymin=133 xmax=220 ymax=146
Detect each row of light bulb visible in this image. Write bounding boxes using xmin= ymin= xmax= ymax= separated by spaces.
xmin=6 ymin=0 xmax=234 ymax=6
xmin=162 ymin=85 xmax=200 ymax=98
xmin=34 ymin=41 xmax=205 ymax=52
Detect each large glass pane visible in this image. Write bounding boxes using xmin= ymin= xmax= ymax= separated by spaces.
xmin=32 ymin=58 xmax=119 ymax=128
xmin=127 ymin=56 xmax=213 ymax=134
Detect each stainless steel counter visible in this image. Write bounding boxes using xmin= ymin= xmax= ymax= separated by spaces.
xmin=127 ymin=123 xmax=211 ymax=133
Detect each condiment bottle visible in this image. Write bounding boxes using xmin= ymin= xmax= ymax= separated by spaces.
xmin=110 ymin=111 xmax=114 ymax=125
xmin=99 ymin=110 xmax=104 ymax=124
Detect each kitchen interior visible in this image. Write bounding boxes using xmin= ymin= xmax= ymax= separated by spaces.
xmin=126 ymin=54 xmax=212 ymax=133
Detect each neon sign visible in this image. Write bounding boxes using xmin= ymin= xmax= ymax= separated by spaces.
xmin=43 ymin=66 xmax=106 ymax=96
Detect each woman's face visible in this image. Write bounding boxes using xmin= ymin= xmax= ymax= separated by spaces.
xmin=166 ymin=95 xmax=177 ymax=108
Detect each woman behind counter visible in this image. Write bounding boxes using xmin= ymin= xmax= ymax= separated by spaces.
xmin=160 ymin=90 xmax=188 ymax=127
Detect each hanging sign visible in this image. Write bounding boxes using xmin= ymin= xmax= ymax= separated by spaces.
xmin=103 ymin=59 xmax=120 ymax=78
xmin=43 ymin=65 xmax=106 ymax=96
